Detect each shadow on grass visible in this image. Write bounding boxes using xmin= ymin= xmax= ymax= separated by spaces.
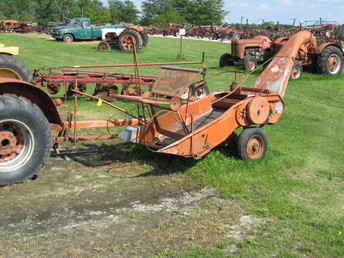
xmin=51 ymin=137 xmax=241 ymax=178
xmin=51 ymin=142 xmax=198 ymax=177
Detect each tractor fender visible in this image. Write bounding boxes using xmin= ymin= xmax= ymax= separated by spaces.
xmin=0 ymin=79 xmax=62 ymax=127
xmin=128 ymin=25 xmax=145 ymax=33
xmin=316 ymin=43 xmax=343 ymax=55
xmin=0 ymin=47 xmax=19 ymax=55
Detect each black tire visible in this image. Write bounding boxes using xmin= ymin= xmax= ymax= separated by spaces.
xmin=0 ymin=54 xmax=32 ymax=82
xmin=118 ymin=30 xmax=143 ymax=51
xmin=191 ymin=84 xmax=210 ymax=98
xmin=290 ymin=62 xmax=303 ymax=80
xmin=237 ymin=128 xmax=268 ymax=160
xmin=141 ymin=32 xmax=149 ymax=47
xmin=63 ymin=33 xmax=74 ymax=43
xmin=317 ymin=46 xmax=344 ymax=75
xmin=97 ymin=41 xmax=111 ymax=51
xmin=243 ymin=56 xmax=257 ymax=71
xmin=219 ymin=53 xmax=234 ymax=67
xmin=0 ymin=94 xmax=52 ymax=185
xmin=232 ymin=33 xmax=241 ymax=41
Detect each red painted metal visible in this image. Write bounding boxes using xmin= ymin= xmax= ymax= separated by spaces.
xmin=34 ymin=61 xmax=204 ymax=99
xmin=37 ymin=61 xmax=202 ymax=71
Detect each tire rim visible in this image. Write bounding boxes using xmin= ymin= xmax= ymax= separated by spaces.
xmin=64 ymin=35 xmax=73 ymax=43
xmin=98 ymin=43 xmax=110 ymax=51
xmin=120 ymin=35 xmax=136 ymax=51
xmin=246 ymin=135 xmax=265 ymax=160
xmin=291 ymin=66 xmax=301 ymax=79
xmin=327 ymin=54 xmax=341 ymax=74
xmin=0 ymin=119 xmax=35 ymax=173
xmin=246 ymin=61 xmax=256 ymax=71
xmin=0 ymin=68 xmax=22 ymax=80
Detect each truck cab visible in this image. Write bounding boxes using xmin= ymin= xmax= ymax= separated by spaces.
xmin=50 ymin=17 xmax=124 ymax=43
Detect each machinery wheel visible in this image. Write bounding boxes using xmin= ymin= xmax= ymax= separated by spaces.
xmin=0 ymin=94 xmax=52 ymax=185
xmin=219 ymin=53 xmax=234 ymax=67
xmin=97 ymin=41 xmax=111 ymax=51
xmin=232 ymin=33 xmax=241 ymax=41
xmin=317 ymin=46 xmax=344 ymax=75
xmin=290 ymin=63 xmax=303 ymax=80
xmin=118 ymin=30 xmax=143 ymax=51
xmin=192 ymin=84 xmax=210 ymax=98
xmin=237 ymin=128 xmax=268 ymax=160
xmin=141 ymin=32 xmax=149 ymax=47
xmin=63 ymin=33 xmax=74 ymax=43
xmin=0 ymin=54 xmax=32 ymax=82
xmin=244 ymin=56 xmax=257 ymax=71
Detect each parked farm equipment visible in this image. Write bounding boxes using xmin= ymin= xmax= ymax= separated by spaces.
xmin=33 ymin=61 xmax=203 ymax=100
xmin=97 ymin=26 xmax=149 ymax=51
xmin=0 ymin=20 xmax=41 ymax=33
xmin=0 ymin=31 xmax=315 ymax=185
xmin=49 ymin=16 xmax=148 ymax=50
xmin=220 ymin=24 xmax=344 ymax=76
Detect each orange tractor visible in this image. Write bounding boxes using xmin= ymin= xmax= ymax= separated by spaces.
xmin=220 ymin=24 xmax=344 ymax=78
xmin=0 ymin=31 xmax=315 ymax=185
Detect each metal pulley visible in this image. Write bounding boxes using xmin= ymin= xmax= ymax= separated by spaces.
xmin=247 ymin=97 xmax=270 ymax=125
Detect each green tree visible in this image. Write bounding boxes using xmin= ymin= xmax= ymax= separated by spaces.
xmin=141 ymin=0 xmax=227 ymax=25
xmin=153 ymin=7 xmax=185 ymax=24
xmin=74 ymin=0 xmax=111 ymax=24
xmin=141 ymin=0 xmax=173 ymax=25
xmin=109 ymin=0 xmax=139 ymax=23
xmin=184 ymin=0 xmax=227 ymax=25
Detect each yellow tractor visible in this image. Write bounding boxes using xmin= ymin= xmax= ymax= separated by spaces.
xmin=0 ymin=43 xmax=32 ymax=82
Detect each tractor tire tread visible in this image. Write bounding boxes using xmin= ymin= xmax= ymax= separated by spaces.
xmin=0 ymin=94 xmax=52 ymax=185
xmin=317 ymin=46 xmax=344 ymax=75
xmin=0 ymin=54 xmax=33 ymax=82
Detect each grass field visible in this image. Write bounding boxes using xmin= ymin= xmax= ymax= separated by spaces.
xmin=0 ymin=33 xmax=344 ymax=257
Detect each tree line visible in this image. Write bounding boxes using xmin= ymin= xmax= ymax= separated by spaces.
xmin=0 ymin=0 xmax=227 ymax=26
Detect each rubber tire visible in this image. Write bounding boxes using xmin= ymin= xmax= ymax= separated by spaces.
xmin=141 ymin=32 xmax=149 ymax=47
xmin=192 ymin=84 xmax=210 ymax=98
xmin=290 ymin=63 xmax=303 ymax=80
xmin=243 ymin=56 xmax=257 ymax=71
xmin=63 ymin=33 xmax=74 ymax=43
xmin=97 ymin=41 xmax=111 ymax=51
xmin=237 ymin=128 xmax=268 ymax=161
xmin=317 ymin=46 xmax=344 ymax=75
xmin=0 ymin=94 xmax=52 ymax=185
xmin=219 ymin=53 xmax=234 ymax=67
xmin=0 ymin=54 xmax=33 ymax=82
xmin=118 ymin=30 xmax=143 ymax=51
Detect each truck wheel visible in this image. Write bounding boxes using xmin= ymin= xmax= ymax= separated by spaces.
xmin=0 ymin=94 xmax=52 ymax=185
xmin=63 ymin=33 xmax=74 ymax=43
xmin=317 ymin=46 xmax=344 ymax=75
xmin=244 ymin=56 xmax=257 ymax=71
xmin=97 ymin=41 xmax=111 ymax=51
xmin=119 ymin=30 xmax=143 ymax=51
xmin=219 ymin=53 xmax=234 ymax=67
xmin=237 ymin=128 xmax=268 ymax=160
xmin=290 ymin=63 xmax=303 ymax=80
xmin=0 ymin=54 xmax=32 ymax=82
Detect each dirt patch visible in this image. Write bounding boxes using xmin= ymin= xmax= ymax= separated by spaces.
xmin=0 ymin=143 xmax=271 ymax=257
xmin=19 ymin=32 xmax=100 ymax=45
xmin=17 ymin=32 xmax=54 ymax=40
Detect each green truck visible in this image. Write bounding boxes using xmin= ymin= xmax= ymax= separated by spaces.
xmin=50 ymin=17 xmax=148 ymax=51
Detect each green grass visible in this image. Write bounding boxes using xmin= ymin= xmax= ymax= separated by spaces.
xmin=1 ymin=34 xmax=344 ymax=257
